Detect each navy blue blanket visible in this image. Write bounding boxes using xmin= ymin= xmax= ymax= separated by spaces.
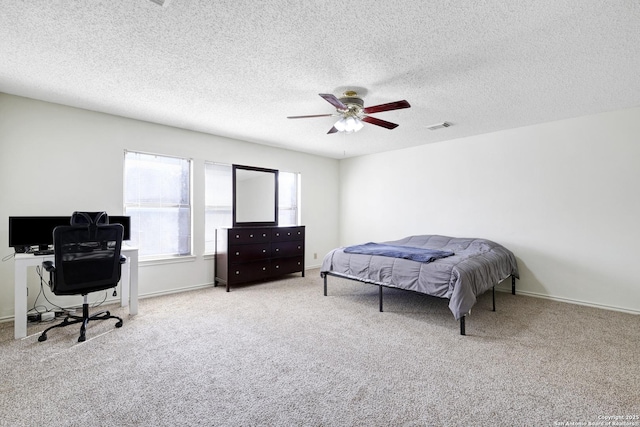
xmin=343 ymin=242 xmax=454 ymax=263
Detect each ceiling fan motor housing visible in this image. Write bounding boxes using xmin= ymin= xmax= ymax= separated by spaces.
xmin=338 ymin=96 xmax=364 ymax=115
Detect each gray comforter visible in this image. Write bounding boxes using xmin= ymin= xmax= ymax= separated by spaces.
xmin=320 ymin=235 xmax=519 ymax=320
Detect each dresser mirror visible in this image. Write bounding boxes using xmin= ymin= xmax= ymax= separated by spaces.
xmin=232 ymin=164 xmax=279 ymax=227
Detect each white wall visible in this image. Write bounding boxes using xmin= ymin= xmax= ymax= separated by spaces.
xmin=0 ymin=94 xmax=339 ymax=320
xmin=3 ymin=92 xmax=638 ymax=320
xmin=339 ymin=107 xmax=640 ymax=314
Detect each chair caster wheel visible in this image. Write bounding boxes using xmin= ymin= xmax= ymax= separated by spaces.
xmin=38 ymin=334 xmax=47 ymax=342
xmin=115 ymin=320 xmax=123 ymax=328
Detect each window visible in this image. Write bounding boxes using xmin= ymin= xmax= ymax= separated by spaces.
xmin=204 ymin=162 xmax=232 ymax=253
xmin=204 ymin=164 xmax=300 ymax=253
xmin=278 ymin=171 xmax=300 ymax=226
xmin=124 ymin=151 xmax=191 ymax=258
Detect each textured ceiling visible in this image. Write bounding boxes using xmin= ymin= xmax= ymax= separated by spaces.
xmin=1 ymin=1 xmax=639 ymax=159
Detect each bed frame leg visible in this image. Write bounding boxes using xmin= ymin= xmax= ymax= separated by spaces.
xmin=460 ymin=316 xmax=465 ymax=335
xmin=512 ymin=275 xmax=516 ymax=295
xmin=379 ymin=285 xmax=383 ymax=312
xmin=492 ymin=286 xmax=496 ymax=312
xmin=322 ymin=273 xmax=327 ymax=296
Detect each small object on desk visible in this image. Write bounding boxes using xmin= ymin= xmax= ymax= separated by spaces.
xmin=33 ymin=250 xmax=54 ymax=255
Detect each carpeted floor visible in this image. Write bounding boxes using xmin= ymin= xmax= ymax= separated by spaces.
xmin=0 ymin=269 xmax=638 ymax=426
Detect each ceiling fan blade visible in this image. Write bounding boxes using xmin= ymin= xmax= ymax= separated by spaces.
xmin=319 ymin=93 xmax=347 ymax=110
xmin=362 ymin=115 xmax=399 ymax=130
xmin=287 ymin=114 xmax=335 ymax=119
xmin=327 ymin=126 xmax=339 ymax=134
xmin=363 ymin=100 xmax=411 ymax=114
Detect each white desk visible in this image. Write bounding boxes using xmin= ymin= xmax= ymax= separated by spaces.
xmin=13 ymin=246 xmax=138 ymax=339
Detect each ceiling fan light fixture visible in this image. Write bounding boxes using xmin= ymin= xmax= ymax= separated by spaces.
xmin=334 ymin=116 xmax=364 ymax=133
xmin=349 ymin=117 xmax=364 ymax=132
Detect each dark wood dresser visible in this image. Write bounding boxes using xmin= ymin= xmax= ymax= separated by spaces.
xmin=215 ymin=226 xmax=305 ymax=291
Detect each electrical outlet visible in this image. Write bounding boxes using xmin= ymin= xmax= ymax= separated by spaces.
xmin=314 ymin=253 xmax=317 ymax=259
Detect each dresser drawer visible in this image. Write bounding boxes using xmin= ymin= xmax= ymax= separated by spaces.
xmin=228 ymin=243 xmax=270 ymax=263
xmin=271 ymin=240 xmax=304 ymax=258
xmin=228 ymin=260 xmax=270 ymax=284
xmin=272 ymin=226 xmax=305 ymax=242
xmin=228 ymin=228 xmax=271 ymax=244
xmin=271 ymin=256 xmax=304 ymax=276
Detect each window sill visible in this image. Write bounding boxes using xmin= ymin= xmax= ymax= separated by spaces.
xmin=140 ymin=255 xmax=197 ymax=267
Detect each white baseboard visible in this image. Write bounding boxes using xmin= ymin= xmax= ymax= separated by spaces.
xmin=0 ymin=315 xmax=14 ymax=324
xmin=497 ymin=287 xmax=640 ymax=315
xmin=137 ymin=282 xmax=216 ymax=301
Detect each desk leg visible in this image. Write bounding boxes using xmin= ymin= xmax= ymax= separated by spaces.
xmin=120 ymin=259 xmax=130 ymax=309
xmin=128 ymin=251 xmax=138 ymax=316
xmin=14 ymin=263 xmax=28 ymax=339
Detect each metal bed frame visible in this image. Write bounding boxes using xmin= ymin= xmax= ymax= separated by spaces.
xmin=321 ymin=271 xmax=517 ymax=335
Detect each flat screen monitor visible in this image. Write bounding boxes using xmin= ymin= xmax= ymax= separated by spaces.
xmin=8 ymin=215 xmax=131 ymax=251
xmin=110 ymin=216 xmax=131 ymax=241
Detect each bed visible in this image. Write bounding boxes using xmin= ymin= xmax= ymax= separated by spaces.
xmin=320 ymin=235 xmax=519 ymax=335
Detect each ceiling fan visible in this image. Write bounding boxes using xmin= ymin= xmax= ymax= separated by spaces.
xmin=287 ymin=91 xmax=411 ymax=134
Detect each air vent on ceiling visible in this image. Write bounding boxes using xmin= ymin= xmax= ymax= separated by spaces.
xmin=425 ymin=122 xmax=451 ymax=130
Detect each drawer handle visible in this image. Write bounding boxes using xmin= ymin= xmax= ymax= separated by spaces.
xmin=235 ymin=271 xmax=240 ymax=275
xmin=262 ymin=249 xmax=267 ymax=253
xmin=262 ymin=267 xmax=266 ymax=271
xmin=275 ymin=248 xmax=279 ymax=252
xmin=287 ymin=232 xmax=291 ymax=236
xmin=275 ymin=265 xmax=279 ymax=269
xmin=235 ymin=252 xmax=240 ymax=255
xmin=297 ymin=246 xmax=301 ymax=249
xmin=250 ymin=234 xmax=253 ymax=238
xmin=235 ymin=235 xmax=240 ymax=238
xmin=263 ymin=233 xmax=267 ymax=237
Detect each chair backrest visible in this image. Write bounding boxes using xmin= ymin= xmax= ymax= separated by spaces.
xmin=70 ymin=211 xmax=109 ymax=227
xmin=50 ymin=212 xmax=124 ymax=296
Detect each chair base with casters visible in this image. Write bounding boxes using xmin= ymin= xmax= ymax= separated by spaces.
xmin=38 ymin=294 xmax=123 ymax=342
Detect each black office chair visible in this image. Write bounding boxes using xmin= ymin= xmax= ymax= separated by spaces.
xmin=38 ymin=212 xmax=125 ymax=342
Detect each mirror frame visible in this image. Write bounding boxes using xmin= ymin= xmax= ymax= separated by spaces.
xmin=232 ymin=164 xmax=279 ymax=228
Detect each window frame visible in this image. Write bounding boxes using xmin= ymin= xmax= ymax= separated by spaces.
xmin=123 ymin=150 xmax=193 ymax=260
xmin=204 ymin=161 xmax=232 ymax=254
xmin=278 ymin=170 xmax=301 ymax=227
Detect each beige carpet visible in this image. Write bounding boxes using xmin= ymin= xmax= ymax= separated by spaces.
xmin=0 ymin=269 xmax=638 ymax=426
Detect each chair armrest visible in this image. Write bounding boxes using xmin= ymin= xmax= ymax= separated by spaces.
xmin=42 ymin=260 xmax=56 ymax=272
xmin=120 ymin=255 xmax=127 ymax=264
